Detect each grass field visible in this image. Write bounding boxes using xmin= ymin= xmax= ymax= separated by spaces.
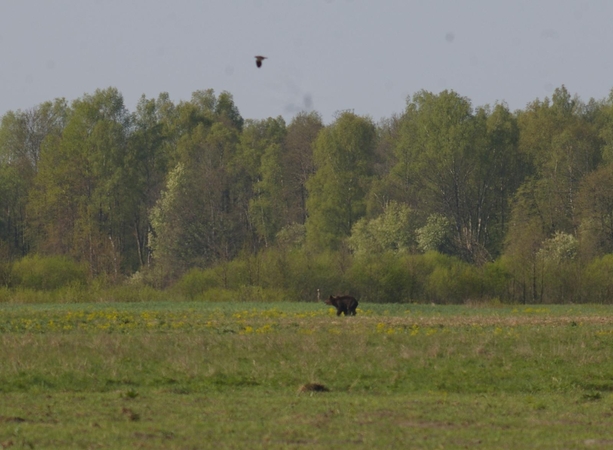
xmin=2 ymin=301 xmax=613 ymax=448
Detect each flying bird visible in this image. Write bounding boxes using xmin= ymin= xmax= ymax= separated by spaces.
xmin=255 ymin=55 xmax=267 ymax=68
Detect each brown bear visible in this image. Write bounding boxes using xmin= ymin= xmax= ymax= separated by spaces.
xmin=324 ymin=295 xmax=358 ymax=316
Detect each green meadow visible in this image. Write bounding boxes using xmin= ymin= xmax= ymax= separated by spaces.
xmin=2 ymin=301 xmax=613 ymax=448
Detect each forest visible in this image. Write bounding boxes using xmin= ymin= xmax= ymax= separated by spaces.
xmin=2 ymin=85 xmax=613 ymax=304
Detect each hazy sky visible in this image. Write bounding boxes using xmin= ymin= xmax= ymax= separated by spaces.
xmin=1 ymin=0 xmax=612 ymax=123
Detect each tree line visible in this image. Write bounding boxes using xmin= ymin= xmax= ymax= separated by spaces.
xmin=2 ymin=85 xmax=613 ymax=303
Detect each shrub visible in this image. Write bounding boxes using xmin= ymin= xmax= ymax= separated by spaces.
xmin=582 ymin=255 xmax=613 ymax=304
xmin=539 ymin=260 xmax=581 ymax=303
xmin=281 ymin=249 xmax=347 ymax=301
xmin=218 ymin=248 xmax=346 ymax=302
xmin=236 ymin=286 xmax=289 ymax=302
xmin=0 ymin=262 xmax=10 ymax=287
xmin=194 ymin=288 xmax=238 ymax=302
xmin=425 ymin=254 xmax=482 ymax=304
xmin=347 ymin=252 xmax=415 ymax=303
xmin=0 ymin=287 xmax=47 ymax=304
xmin=10 ymin=255 xmax=89 ymax=291
xmin=481 ymin=259 xmax=513 ymax=301
xmin=92 ymin=285 xmax=169 ymax=303
xmin=174 ymin=268 xmax=222 ymax=299
xmin=186 ymin=287 xmax=287 ymax=303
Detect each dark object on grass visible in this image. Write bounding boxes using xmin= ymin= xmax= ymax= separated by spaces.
xmin=299 ymin=383 xmax=329 ymax=393
xmin=325 ymin=295 xmax=358 ymax=316
xmin=121 ymin=407 xmax=140 ymax=422
xmin=0 ymin=416 xmax=26 ymax=423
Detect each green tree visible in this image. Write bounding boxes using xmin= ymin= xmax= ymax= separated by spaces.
xmin=583 ymin=254 xmax=613 ymax=303
xmin=502 ymin=180 xmax=549 ymax=303
xmin=599 ymin=88 xmax=613 ymax=163
xmin=347 ymin=201 xmax=414 ymax=255
xmin=215 ymin=91 xmax=244 ymax=131
xmin=149 ymin=119 xmax=246 ymax=280
xmin=281 ymin=111 xmax=323 ymax=225
xmin=516 ymin=85 xmax=602 ymax=235
xmin=28 ymin=88 xmax=131 ymax=277
xmin=250 ymin=142 xmax=285 ymax=245
xmin=576 ymin=163 xmax=613 ymax=258
xmin=306 ymin=112 xmax=377 ymax=249
xmin=576 ymin=89 xmax=613 ymax=258
xmin=241 ymin=117 xmax=287 ymax=246
xmin=149 ymin=162 xmax=188 ymax=280
xmin=125 ymin=94 xmax=175 ymax=269
xmin=536 ymin=231 xmax=580 ymax=303
xmin=503 ymin=86 xmax=602 ymax=301
xmin=0 ymin=99 xmax=68 ymax=258
xmin=416 ymin=213 xmax=454 ymax=254
xmin=483 ymin=103 xmax=524 ymax=254
xmin=392 ymin=91 xmax=521 ymax=262
xmin=364 ymin=114 xmax=403 ymax=217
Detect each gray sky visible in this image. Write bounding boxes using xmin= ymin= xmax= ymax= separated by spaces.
xmin=1 ymin=0 xmax=612 ymax=124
